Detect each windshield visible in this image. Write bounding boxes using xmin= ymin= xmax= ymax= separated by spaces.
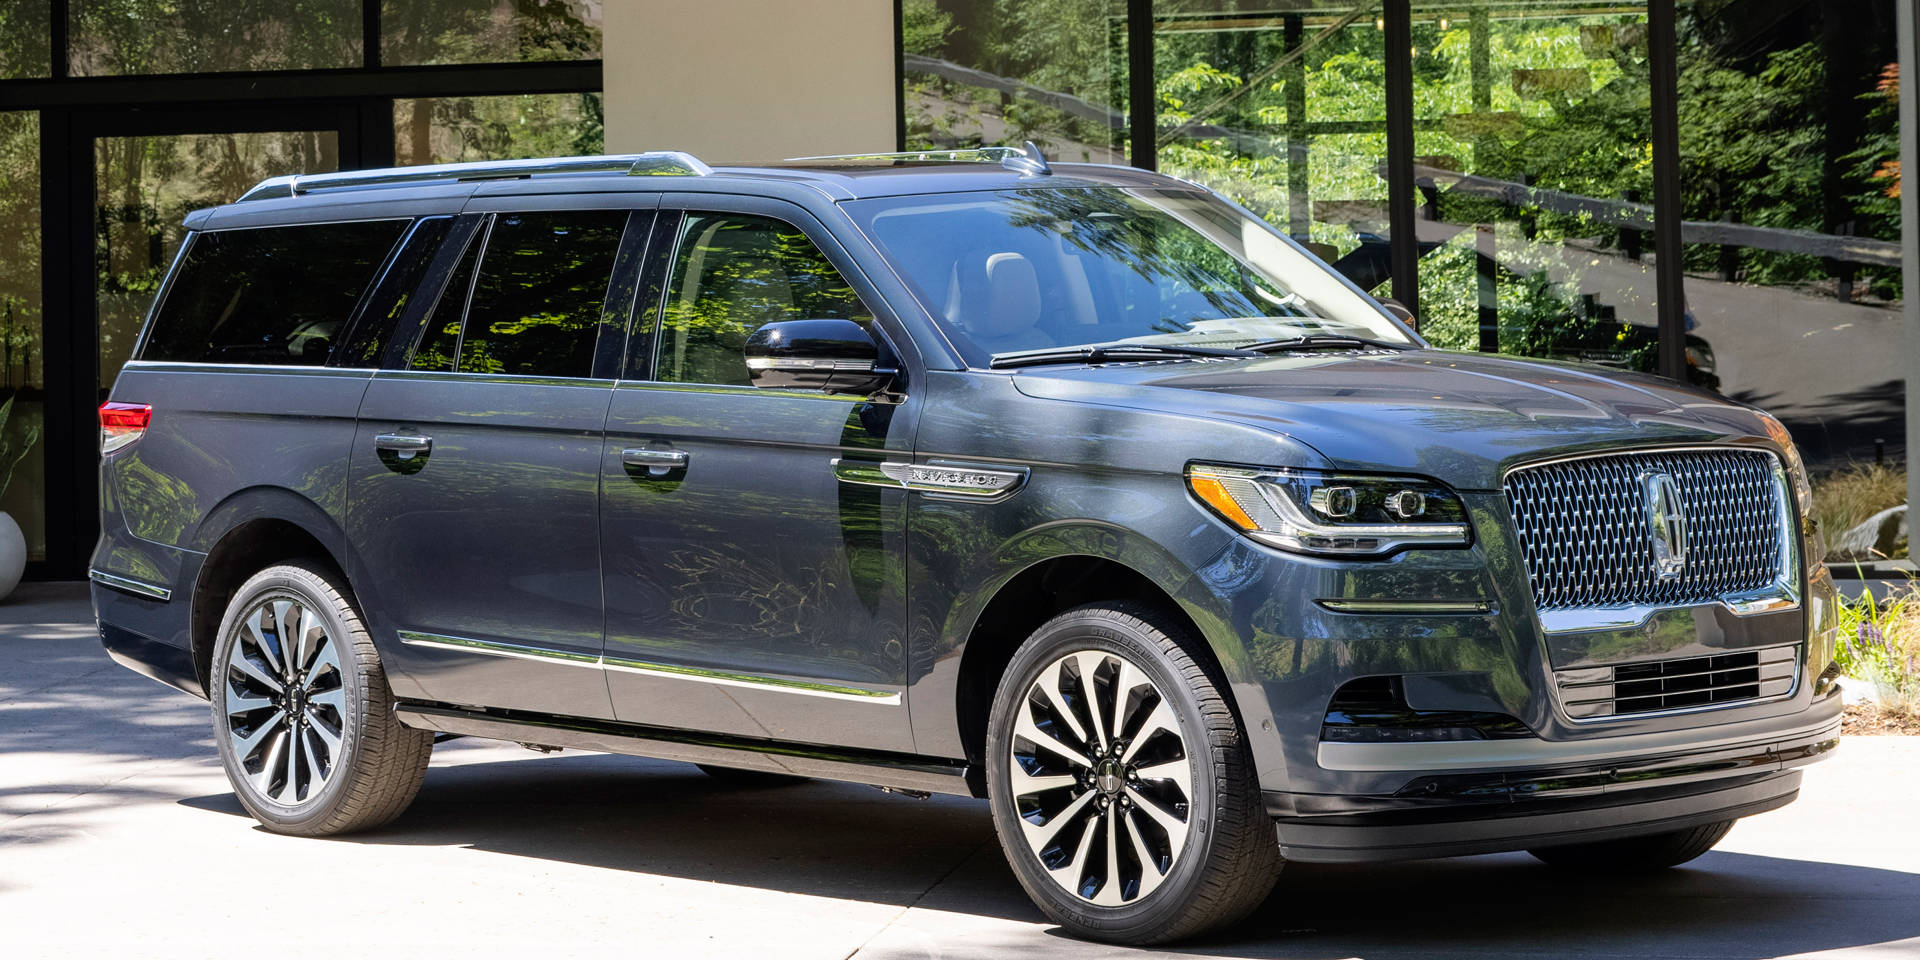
xmin=845 ymin=187 xmax=1416 ymax=366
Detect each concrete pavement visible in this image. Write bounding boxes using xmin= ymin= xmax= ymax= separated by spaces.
xmin=4 ymin=582 xmax=1917 ymax=959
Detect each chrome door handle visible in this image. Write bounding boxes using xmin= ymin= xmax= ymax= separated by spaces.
xmin=621 ymin=447 xmax=689 ymax=477
xmin=374 ymin=433 xmax=433 ymax=458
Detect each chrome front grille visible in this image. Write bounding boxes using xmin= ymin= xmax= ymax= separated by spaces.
xmin=1504 ymin=448 xmax=1786 ymax=612
xmin=1555 ymin=645 xmax=1799 ymax=719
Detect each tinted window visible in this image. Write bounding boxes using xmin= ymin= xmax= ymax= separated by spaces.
xmin=144 ymin=219 xmax=409 ymax=366
xmin=410 ymin=221 xmax=486 ymax=372
xmin=338 ymin=217 xmax=455 ymax=368
xmin=453 ymin=211 xmax=626 ymax=378
xmin=653 ymin=213 xmax=872 ymax=386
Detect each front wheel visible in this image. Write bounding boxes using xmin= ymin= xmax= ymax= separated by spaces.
xmin=209 ymin=562 xmax=432 ymax=836
xmin=1529 ymin=820 xmax=1735 ymax=872
xmin=985 ymin=603 xmax=1281 ymax=945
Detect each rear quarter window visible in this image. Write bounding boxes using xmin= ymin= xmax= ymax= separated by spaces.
xmin=142 ymin=219 xmax=410 ymax=366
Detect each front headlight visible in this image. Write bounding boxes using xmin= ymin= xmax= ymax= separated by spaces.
xmin=1185 ymin=463 xmax=1472 ymax=557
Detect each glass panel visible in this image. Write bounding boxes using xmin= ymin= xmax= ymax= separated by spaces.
xmin=1153 ymin=3 xmax=1397 ymax=295
xmin=97 ymin=131 xmax=340 ymax=394
xmin=847 ymin=188 xmax=1410 ymax=367
xmin=0 ymin=112 xmax=44 ymax=563
xmin=456 ymin=211 xmax=626 ymax=378
xmin=1674 ymin=0 xmax=1905 ymax=557
xmin=340 ymin=217 xmax=456 ymax=368
xmin=410 ymin=222 xmax=485 ymax=372
xmin=0 ymin=2 xmax=50 ymax=78
xmin=68 ymin=0 xmax=361 ymax=75
xmin=393 ymin=94 xmax=605 ymax=165
xmin=655 ymin=214 xmax=874 ymax=386
xmin=143 ymin=220 xmax=409 ymax=366
xmin=902 ymin=0 xmax=1128 ymax=163
xmin=1403 ymin=2 xmax=1663 ymax=377
xmin=382 ymin=0 xmax=600 ymax=66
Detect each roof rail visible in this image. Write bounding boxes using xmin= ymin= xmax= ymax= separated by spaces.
xmin=235 ymin=151 xmax=714 ymax=202
xmin=785 ymin=141 xmax=1052 ymax=176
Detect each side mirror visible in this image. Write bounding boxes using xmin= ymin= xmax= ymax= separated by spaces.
xmin=744 ymin=319 xmax=896 ymax=395
xmin=1378 ymin=297 xmax=1418 ymax=331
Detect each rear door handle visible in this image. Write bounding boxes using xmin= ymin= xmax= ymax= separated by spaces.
xmin=621 ymin=447 xmax=689 ymax=477
xmin=374 ymin=433 xmax=433 ymax=458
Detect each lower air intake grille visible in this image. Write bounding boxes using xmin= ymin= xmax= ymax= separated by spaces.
xmin=1555 ymin=645 xmax=1798 ymax=720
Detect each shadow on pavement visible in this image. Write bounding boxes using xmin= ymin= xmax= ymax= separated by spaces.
xmin=182 ymin=751 xmax=1920 ymax=958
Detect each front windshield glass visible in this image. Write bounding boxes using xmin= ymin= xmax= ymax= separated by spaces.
xmin=845 ymin=187 xmax=1416 ymax=365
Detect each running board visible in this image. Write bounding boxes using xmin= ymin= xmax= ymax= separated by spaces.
xmin=393 ymin=703 xmax=974 ymax=798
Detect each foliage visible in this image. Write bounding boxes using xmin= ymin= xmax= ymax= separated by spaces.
xmin=1811 ymin=462 xmax=1908 ymax=559
xmin=1836 ymin=588 xmax=1920 ymax=717
xmin=0 ymin=394 xmax=37 ymax=501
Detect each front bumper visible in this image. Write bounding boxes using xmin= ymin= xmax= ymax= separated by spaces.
xmin=1268 ymin=687 xmax=1839 ymax=862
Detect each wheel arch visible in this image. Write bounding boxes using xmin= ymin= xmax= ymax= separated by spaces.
xmin=186 ymin=487 xmax=355 ymax=694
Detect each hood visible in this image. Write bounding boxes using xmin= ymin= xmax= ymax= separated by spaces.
xmin=1010 ymin=349 xmax=1776 ymax=490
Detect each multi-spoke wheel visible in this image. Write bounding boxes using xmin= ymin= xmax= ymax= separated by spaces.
xmin=986 ymin=603 xmax=1281 ymax=945
xmin=210 ymin=562 xmax=431 ymax=836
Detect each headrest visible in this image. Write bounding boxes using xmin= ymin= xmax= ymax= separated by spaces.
xmin=965 ymin=252 xmax=1041 ymax=339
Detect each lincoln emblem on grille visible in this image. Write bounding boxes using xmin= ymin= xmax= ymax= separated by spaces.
xmin=1642 ymin=472 xmax=1688 ymax=581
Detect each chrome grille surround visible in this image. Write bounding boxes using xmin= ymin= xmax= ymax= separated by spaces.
xmin=1555 ymin=644 xmax=1799 ymax=720
xmin=1503 ymin=446 xmax=1800 ymax=636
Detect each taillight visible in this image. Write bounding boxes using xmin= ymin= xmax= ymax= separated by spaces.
xmin=100 ymin=401 xmax=151 ymax=454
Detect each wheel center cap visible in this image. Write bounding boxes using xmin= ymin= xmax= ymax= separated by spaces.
xmin=1095 ymin=760 xmax=1124 ymax=796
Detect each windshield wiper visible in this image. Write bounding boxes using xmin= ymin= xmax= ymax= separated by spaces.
xmin=1241 ymin=334 xmax=1414 ymax=353
xmin=989 ymin=343 xmax=1262 ymax=369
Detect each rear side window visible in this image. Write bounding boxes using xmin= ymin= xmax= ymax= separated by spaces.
xmin=143 ymin=219 xmax=409 ymax=366
xmin=431 ymin=211 xmax=628 ymax=378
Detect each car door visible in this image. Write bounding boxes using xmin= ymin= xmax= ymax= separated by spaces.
xmin=349 ymin=198 xmax=651 ymax=719
xmin=600 ymin=195 xmax=920 ymax=752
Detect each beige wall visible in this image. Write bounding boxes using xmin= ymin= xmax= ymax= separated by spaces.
xmin=603 ymin=0 xmax=897 ymax=163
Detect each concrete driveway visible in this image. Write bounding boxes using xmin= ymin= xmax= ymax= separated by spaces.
xmin=4 ymin=583 xmax=1917 ymax=959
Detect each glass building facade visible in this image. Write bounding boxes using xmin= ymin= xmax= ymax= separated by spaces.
xmin=0 ymin=1 xmax=602 ymax=578
xmin=904 ymin=0 xmax=1911 ymax=564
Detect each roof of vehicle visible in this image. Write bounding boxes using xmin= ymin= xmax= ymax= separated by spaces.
xmin=185 ymin=147 xmax=1201 ymax=231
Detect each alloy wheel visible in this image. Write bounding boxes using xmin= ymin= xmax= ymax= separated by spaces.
xmin=222 ymin=596 xmax=347 ymax=806
xmin=1008 ymin=649 xmax=1194 ymax=906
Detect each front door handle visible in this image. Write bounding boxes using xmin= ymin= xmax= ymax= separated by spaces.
xmin=622 ymin=447 xmax=690 ymax=477
xmin=374 ymin=433 xmax=433 ymax=458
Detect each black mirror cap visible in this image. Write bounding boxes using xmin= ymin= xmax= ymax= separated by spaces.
xmin=743 ymin=318 xmax=896 ymax=395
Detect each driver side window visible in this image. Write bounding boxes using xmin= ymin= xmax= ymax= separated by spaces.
xmin=651 ymin=212 xmax=872 ymax=386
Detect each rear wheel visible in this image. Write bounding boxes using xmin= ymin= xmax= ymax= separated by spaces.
xmin=985 ymin=603 xmax=1281 ymax=945
xmin=1529 ymin=820 xmax=1734 ymax=871
xmin=209 ymin=562 xmax=432 ymax=836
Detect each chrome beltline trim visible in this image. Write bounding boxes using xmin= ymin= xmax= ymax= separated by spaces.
xmin=88 ymin=569 xmax=172 ymax=601
xmin=1317 ymin=701 xmax=1841 ymax=772
xmin=119 ymin=360 xmax=373 ymax=378
xmin=397 ymin=631 xmax=901 ymax=704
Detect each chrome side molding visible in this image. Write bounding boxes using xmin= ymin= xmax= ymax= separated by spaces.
xmin=397 ymin=630 xmax=901 ymax=704
xmin=89 ymin=569 xmax=172 ymax=601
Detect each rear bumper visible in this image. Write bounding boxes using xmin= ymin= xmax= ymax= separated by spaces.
xmin=1270 ymin=689 xmax=1840 ymax=863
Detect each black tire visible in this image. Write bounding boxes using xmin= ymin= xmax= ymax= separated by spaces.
xmin=985 ymin=602 xmax=1281 ymax=945
xmin=209 ymin=562 xmax=432 ymax=836
xmin=1528 ymin=820 xmax=1735 ymax=871
xmin=695 ymin=763 xmax=808 ymax=787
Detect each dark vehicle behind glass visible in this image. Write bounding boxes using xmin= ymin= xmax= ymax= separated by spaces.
xmin=94 ymin=148 xmax=1840 ymax=945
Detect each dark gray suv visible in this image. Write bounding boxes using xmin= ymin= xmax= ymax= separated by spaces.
xmin=93 ymin=146 xmax=1840 ymax=945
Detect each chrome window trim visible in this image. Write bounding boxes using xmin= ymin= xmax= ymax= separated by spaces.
xmin=375 ymin=370 xmax=618 ymax=388
xmin=1503 ymin=444 xmax=1802 ymax=636
xmin=119 ymin=360 xmax=376 ymax=377
xmin=397 ymin=631 xmax=901 ymax=705
xmin=89 ymin=569 xmax=172 ymax=601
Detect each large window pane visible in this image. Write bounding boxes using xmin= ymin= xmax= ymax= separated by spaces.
xmin=902 ymin=0 xmax=1128 ymax=163
xmin=0 ymin=113 xmax=44 ymax=563
xmin=1406 ymin=2 xmax=1664 ymax=377
xmin=69 ymin=0 xmax=361 ymax=75
xmin=456 ymin=211 xmax=626 ymax=379
xmin=97 ymin=131 xmax=341 ymax=394
xmin=0 ymin=2 xmax=50 ymax=78
xmin=1674 ymin=0 xmax=1904 ymax=558
xmin=382 ymin=0 xmax=600 ymax=66
xmin=393 ymin=93 xmax=605 ymax=165
xmin=1153 ymin=3 xmax=1396 ymax=296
